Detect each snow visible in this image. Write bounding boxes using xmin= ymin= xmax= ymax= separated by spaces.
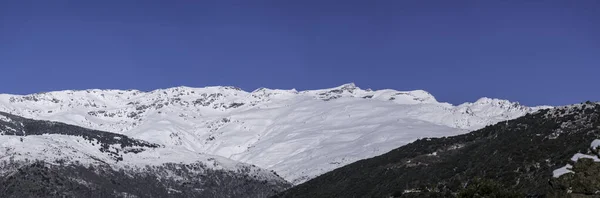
xmin=403 ymin=189 xmax=423 ymax=193
xmin=553 ymin=164 xmax=574 ymax=178
xmin=571 ymin=153 xmax=600 ymax=162
xmin=0 ymin=83 xmax=546 ymax=184
xmin=0 ymin=114 xmax=10 ymax=122
xmin=591 ymin=139 xmax=600 ymax=149
xmin=553 ymin=138 xmax=600 ymax=178
xmin=0 ymin=134 xmax=282 ymax=181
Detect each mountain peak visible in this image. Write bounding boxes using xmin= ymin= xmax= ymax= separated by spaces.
xmin=402 ymin=90 xmax=437 ymax=103
xmin=474 ymin=97 xmax=510 ymax=104
xmin=336 ymin=83 xmax=357 ymax=89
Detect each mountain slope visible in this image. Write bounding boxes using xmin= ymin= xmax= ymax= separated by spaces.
xmin=0 ymin=83 xmax=546 ymax=184
xmin=0 ymin=112 xmax=290 ymax=197
xmin=275 ymin=102 xmax=600 ymax=197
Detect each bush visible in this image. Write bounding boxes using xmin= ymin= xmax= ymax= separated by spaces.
xmin=458 ymin=178 xmax=522 ymax=198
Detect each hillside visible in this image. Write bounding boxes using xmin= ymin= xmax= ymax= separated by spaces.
xmin=275 ymin=102 xmax=600 ymax=197
xmin=0 ymin=112 xmax=290 ymax=197
xmin=0 ymin=84 xmax=546 ymax=184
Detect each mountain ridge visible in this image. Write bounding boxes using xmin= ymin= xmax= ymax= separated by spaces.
xmin=0 ymin=83 xmax=549 ymax=184
xmin=1 ymin=83 xmax=544 ymax=107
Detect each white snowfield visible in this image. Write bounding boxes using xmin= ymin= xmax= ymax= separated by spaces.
xmin=0 ymin=83 xmax=548 ymax=184
xmin=0 ymin=134 xmax=282 ymax=182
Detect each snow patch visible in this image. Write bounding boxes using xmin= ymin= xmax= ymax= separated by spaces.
xmin=591 ymin=139 xmax=600 ymax=149
xmin=0 ymin=114 xmax=10 ymax=122
xmin=571 ymin=153 xmax=600 ymax=162
xmin=553 ymin=164 xmax=574 ymax=178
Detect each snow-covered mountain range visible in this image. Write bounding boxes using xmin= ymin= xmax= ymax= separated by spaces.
xmin=0 ymin=83 xmax=550 ymax=184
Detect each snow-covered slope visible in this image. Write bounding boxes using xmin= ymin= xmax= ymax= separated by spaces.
xmin=0 ymin=83 xmax=548 ymax=184
xmin=0 ymin=112 xmax=285 ymax=182
xmin=0 ymin=112 xmax=290 ymax=197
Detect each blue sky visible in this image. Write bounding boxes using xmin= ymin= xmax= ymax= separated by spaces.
xmin=0 ymin=0 xmax=598 ymax=106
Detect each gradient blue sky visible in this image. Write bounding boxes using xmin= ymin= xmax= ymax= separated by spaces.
xmin=0 ymin=0 xmax=598 ymax=106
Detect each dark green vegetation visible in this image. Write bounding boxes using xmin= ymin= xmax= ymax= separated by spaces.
xmin=276 ymin=102 xmax=600 ymax=198
xmin=0 ymin=160 xmax=289 ymax=198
